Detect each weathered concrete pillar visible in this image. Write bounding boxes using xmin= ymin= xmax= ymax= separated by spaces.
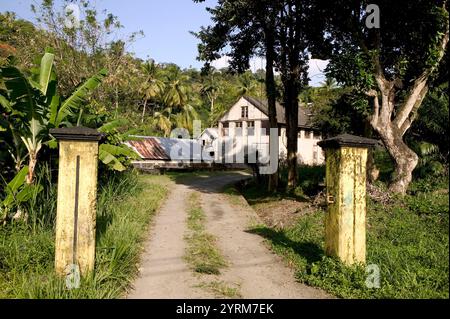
xmin=50 ymin=127 xmax=102 ymax=276
xmin=318 ymin=134 xmax=377 ymax=265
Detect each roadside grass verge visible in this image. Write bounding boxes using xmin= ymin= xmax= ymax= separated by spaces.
xmin=243 ymin=176 xmax=449 ymax=299
xmin=223 ymin=185 xmax=248 ymax=207
xmin=184 ymin=192 xmax=227 ymax=275
xmin=0 ymin=171 xmax=168 ymax=298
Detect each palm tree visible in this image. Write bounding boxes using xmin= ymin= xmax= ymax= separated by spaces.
xmin=153 ymin=108 xmax=172 ymax=137
xmin=320 ymin=77 xmax=338 ymax=91
xmin=140 ymin=60 xmax=165 ymax=123
xmin=164 ymin=72 xmax=189 ymax=109
xmin=173 ymin=104 xmax=199 ymax=133
xmin=237 ymin=71 xmax=257 ymax=96
xmin=201 ymin=73 xmax=223 ymax=113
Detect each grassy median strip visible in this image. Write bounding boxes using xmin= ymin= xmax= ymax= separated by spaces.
xmin=195 ymin=280 xmax=241 ymax=298
xmin=185 ymin=192 xmax=227 ymax=275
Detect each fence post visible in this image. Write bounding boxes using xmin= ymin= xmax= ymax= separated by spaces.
xmin=318 ymin=134 xmax=377 ymax=265
xmin=50 ymin=127 xmax=102 ymax=277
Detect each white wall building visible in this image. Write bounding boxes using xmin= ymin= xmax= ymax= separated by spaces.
xmin=214 ymin=96 xmax=325 ymax=165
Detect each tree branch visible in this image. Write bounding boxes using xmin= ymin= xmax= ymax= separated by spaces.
xmin=394 ymin=16 xmax=449 ymax=129
xmin=399 ymin=84 xmax=429 ymax=136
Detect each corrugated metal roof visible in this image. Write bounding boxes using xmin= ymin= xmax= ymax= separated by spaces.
xmin=157 ymin=137 xmax=202 ymax=160
xmin=127 ymin=137 xmax=203 ymax=161
xmin=128 ymin=138 xmax=170 ymax=160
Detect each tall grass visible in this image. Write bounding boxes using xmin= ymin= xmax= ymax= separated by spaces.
xmin=245 ymin=176 xmax=449 ymax=299
xmin=0 ymin=168 xmax=168 ymax=298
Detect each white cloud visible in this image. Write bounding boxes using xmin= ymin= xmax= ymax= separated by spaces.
xmin=210 ymin=56 xmax=231 ymax=70
xmin=308 ymin=59 xmax=329 ymax=87
xmin=210 ymin=55 xmax=265 ymax=72
xmin=211 ymin=55 xmax=330 ymax=87
xmin=249 ymin=57 xmax=266 ymax=72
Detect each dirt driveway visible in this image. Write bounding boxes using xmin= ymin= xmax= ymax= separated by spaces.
xmin=127 ymin=172 xmax=330 ymax=299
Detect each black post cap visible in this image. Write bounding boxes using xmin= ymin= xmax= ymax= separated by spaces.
xmin=318 ymin=134 xmax=378 ymax=149
xmin=49 ymin=126 xmax=104 ymax=141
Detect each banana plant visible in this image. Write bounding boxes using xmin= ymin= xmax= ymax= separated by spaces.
xmin=0 ymin=49 xmax=107 ymax=183
xmin=97 ymin=118 xmax=140 ymax=171
xmin=0 ymin=166 xmax=42 ymax=221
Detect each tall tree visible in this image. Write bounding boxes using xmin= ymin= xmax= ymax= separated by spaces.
xmin=275 ymin=0 xmax=311 ymax=188
xmin=321 ymin=0 xmax=449 ymax=194
xmin=200 ymin=71 xmax=223 ymax=117
xmin=140 ymin=60 xmax=165 ymax=123
xmin=194 ymin=0 xmax=281 ymax=191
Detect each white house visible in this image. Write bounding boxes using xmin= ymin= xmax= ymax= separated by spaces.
xmin=197 ymin=128 xmax=218 ymax=159
xmin=214 ymin=96 xmax=325 ymax=165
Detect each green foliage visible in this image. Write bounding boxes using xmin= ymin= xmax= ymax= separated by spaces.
xmin=326 ymin=51 xmax=375 ymax=93
xmin=246 ymin=176 xmax=449 ymax=298
xmin=408 ymin=81 xmax=449 ymax=169
xmin=97 ymin=118 xmax=140 ymax=171
xmin=0 ymin=166 xmax=43 ymax=219
xmin=54 ymin=68 xmax=107 ymax=127
xmin=0 ymin=50 xmax=108 ymax=185
xmin=0 ymin=173 xmax=168 ymax=298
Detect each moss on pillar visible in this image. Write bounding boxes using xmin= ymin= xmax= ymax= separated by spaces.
xmin=50 ymin=127 xmax=102 ymax=276
xmin=318 ymin=134 xmax=377 ymax=266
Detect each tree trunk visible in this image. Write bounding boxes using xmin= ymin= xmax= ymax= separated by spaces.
xmin=366 ymin=19 xmax=448 ymax=194
xmin=115 ymin=86 xmax=119 ymax=118
xmin=374 ymin=123 xmax=418 ymax=194
xmin=141 ymin=98 xmax=148 ymax=123
xmin=265 ymin=27 xmax=279 ymax=192
xmin=285 ymin=81 xmax=299 ymax=189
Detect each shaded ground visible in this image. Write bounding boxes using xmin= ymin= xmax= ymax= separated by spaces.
xmin=127 ymin=171 xmax=330 ymax=299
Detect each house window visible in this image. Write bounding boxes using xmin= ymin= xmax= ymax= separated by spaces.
xmin=304 ymin=130 xmax=310 ymax=139
xmin=247 ymin=121 xmax=255 ymax=136
xmin=241 ymin=106 xmax=248 ymax=118
xmin=222 ymin=122 xmax=229 ymax=136
xmin=236 ymin=122 xmax=243 ymax=136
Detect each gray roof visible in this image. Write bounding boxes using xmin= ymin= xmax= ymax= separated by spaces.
xmin=242 ymin=95 xmax=314 ymax=128
xmin=198 ymin=128 xmax=219 ymax=140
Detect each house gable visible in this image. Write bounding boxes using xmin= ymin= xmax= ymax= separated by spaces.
xmin=219 ymin=96 xmax=316 ymax=129
xmin=219 ymin=96 xmax=268 ymax=122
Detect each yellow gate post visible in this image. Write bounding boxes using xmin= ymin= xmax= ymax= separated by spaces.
xmin=50 ymin=127 xmax=102 ymax=276
xmin=318 ymin=134 xmax=377 ymax=265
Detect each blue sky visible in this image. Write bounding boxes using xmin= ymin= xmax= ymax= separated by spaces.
xmin=0 ymin=0 xmax=327 ymax=85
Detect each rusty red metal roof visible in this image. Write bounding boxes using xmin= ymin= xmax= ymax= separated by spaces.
xmin=128 ymin=138 xmax=170 ymax=160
